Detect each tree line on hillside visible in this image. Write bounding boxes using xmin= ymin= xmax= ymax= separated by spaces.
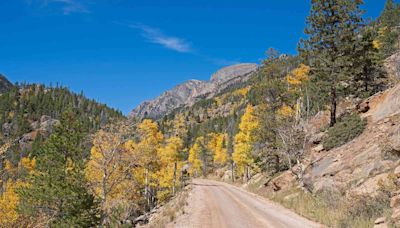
xmin=0 ymin=0 xmax=400 ymax=227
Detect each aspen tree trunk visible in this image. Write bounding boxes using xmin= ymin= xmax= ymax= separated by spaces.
xmin=244 ymin=166 xmax=250 ymax=182
xmin=247 ymin=166 xmax=250 ymax=182
xmin=180 ymin=169 xmax=185 ymax=189
xmin=231 ymin=162 xmax=235 ymax=183
xmin=173 ymin=162 xmax=177 ymax=196
xmin=101 ymin=168 xmax=108 ymax=226
xmin=145 ymin=168 xmax=149 ymax=208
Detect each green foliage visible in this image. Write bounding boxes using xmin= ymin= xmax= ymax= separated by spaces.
xmin=0 ymin=84 xmax=123 ymax=138
xmin=18 ymin=112 xmax=99 ymax=227
xmin=323 ymin=114 xmax=367 ymax=150
xmin=0 ymin=83 xmax=123 ymax=170
xmin=377 ymin=0 xmax=400 ymax=57
xmin=300 ymin=0 xmax=365 ymax=126
xmin=352 ymin=27 xmax=387 ymax=97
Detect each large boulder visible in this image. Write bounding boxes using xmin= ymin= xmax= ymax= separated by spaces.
xmin=310 ymin=132 xmax=326 ymax=145
xmin=19 ymin=131 xmax=38 ymax=151
xmin=313 ymin=178 xmax=340 ymax=194
xmin=39 ymin=116 xmax=60 ymax=137
xmin=391 ymin=195 xmax=400 ymax=208
xmin=385 ymin=52 xmax=400 ymax=83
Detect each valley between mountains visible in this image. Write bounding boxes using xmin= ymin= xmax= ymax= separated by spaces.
xmin=1 ymin=1 xmax=400 ymax=228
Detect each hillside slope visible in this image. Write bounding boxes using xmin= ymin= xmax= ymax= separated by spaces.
xmin=243 ymin=52 xmax=400 ymax=227
xmin=0 ymin=74 xmax=13 ymax=93
xmin=0 ymin=82 xmax=124 ymax=162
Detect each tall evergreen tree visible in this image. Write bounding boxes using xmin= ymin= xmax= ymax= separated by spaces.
xmin=18 ymin=112 xmax=99 ymax=227
xmin=299 ymin=0 xmax=364 ymax=126
xmin=377 ymin=0 xmax=400 ymax=56
xmin=353 ymin=27 xmax=387 ymax=96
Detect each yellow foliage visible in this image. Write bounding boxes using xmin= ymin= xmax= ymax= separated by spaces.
xmin=4 ymin=160 xmax=14 ymax=173
xmin=373 ymin=39 xmax=382 ymax=49
xmin=233 ymin=87 xmax=250 ymax=97
xmin=233 ymin=132 xmax=253 ymax=174
xmin=159 ymin=136 xmax=184 ymax=164
xmin=378 ymin=26 xmax=388 ymax=36
xmin=277 ymin=105 xmax=295 ymax=118
xmin=215 ymin=96 xmax=223 ymax=106
xmin=85 ymin=128 xmax=141 ymax=212
xmin=287 ymin=64 xmax=310 ymax=86
xmin=207 ymin=133 xmax=228 ymax=166
xmin=189 ymin=137 xmax=204 ymax=176
xmin=172 ymin=114 xmax=187 ymax=138
xmin=156 ymin=134 xmax=187 ymax=201
xmin=20 ymin=157 xmax=36 ymax=173
xmin=0 ymin=180 xmax=27 ymax=227
xmin=8 ymin=111 xmax=14 ymax=119
xmin=232 ymin=105 xmax=259 ymax=174
xmin=137 ymin=119 xmax=164 ymax=166
xmin=156 ymin=161 xmax=184 ymax=201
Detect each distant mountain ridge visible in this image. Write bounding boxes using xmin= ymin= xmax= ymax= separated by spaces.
xmin=0 ymin=74 xmax=13 ymax=93
xmin=129 ymin=63 xmax=258 ymax=119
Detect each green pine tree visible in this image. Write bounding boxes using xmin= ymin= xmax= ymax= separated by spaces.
xmin=299 ymin=0 xmax=365 ymax=126
xmin=378 ymin=0 xmax=400 ymax=56
xmin=18 ymin=111 xmax=99 ymax=227
xmin=353 ymin=27 xmax=387 ymax=97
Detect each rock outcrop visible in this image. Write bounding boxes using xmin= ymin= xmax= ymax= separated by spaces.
xmin=260 ymin=52 xmax=400 ymax=201
xmin=18 ymin=115 xmax=60 ymax=150
xmin=385 ymin=52 xmax=400 ymax=84
xmin=302 ymin=83 xmax=400 ymax=195
xmin=130 ymin=63 xmax=258 ymax=119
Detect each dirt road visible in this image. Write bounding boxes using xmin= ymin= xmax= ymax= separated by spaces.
xmin=170 ymin=179 xmax=321 ymax=228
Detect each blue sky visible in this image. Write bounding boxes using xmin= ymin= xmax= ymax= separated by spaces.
xmin=0 ymin=0 xmax=390 ymax=115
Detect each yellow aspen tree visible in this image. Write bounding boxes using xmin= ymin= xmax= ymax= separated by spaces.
xmin=158 ymin=136 xmax=184 ymax=198
xmin=85 ymin=124 xmax=139 ymax=224
xmin=188 ymin=137 xmax=204 ymax=177
xmin=233 ymin=105 xmax=259 ymax=181
xmin=286 ymin=64 xmax=310 ymax=86
xmin=172 ymin=113 xmax=188 ymax=138
xmin=207 ymin=133 xmax=228 ymax=166
xmin=0 ymin=158 xmax=34 ymax=227
xmin=0 ymin=180 xmax=25 ymax=226
xmin=136 ymin=119 xmax=163 ymax=209
xmin=286 ymin=64 xmax=310 ymax=121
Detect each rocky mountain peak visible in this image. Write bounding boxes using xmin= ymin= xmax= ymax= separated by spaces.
xmin=210 ymin=63 xmax=258 ymax=84
xmin=130 ymin=63 xmax=258 ymax=119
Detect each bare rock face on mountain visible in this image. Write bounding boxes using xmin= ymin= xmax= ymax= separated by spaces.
xmin=131 ymin=80 xmax=206 ymax=119
xmin=385 ymin=52 xmax=400 ymax=83
xmin=0 ymin=74 xmax=13 ymax=93
xmin=130 ymin=63 xmax=258 ymax=119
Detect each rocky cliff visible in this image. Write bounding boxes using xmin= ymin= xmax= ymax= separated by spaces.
xmin=130 ymin=63 xmax=258 ymax=119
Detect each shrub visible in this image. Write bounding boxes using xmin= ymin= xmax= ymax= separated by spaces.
xmin=323 ymin=114 xmax=367 ymax=150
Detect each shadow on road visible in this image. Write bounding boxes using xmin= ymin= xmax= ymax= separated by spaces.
xmin=192 ymin=183 xmax=219 ymax=187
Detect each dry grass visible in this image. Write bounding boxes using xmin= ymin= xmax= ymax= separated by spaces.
xmin=213 ymin=171 xmax=393 ymax=227
xmin=142 ymin=189 xmax=189 ymax=228
xmin=251 ymin=187 xmax=392 ymax=228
